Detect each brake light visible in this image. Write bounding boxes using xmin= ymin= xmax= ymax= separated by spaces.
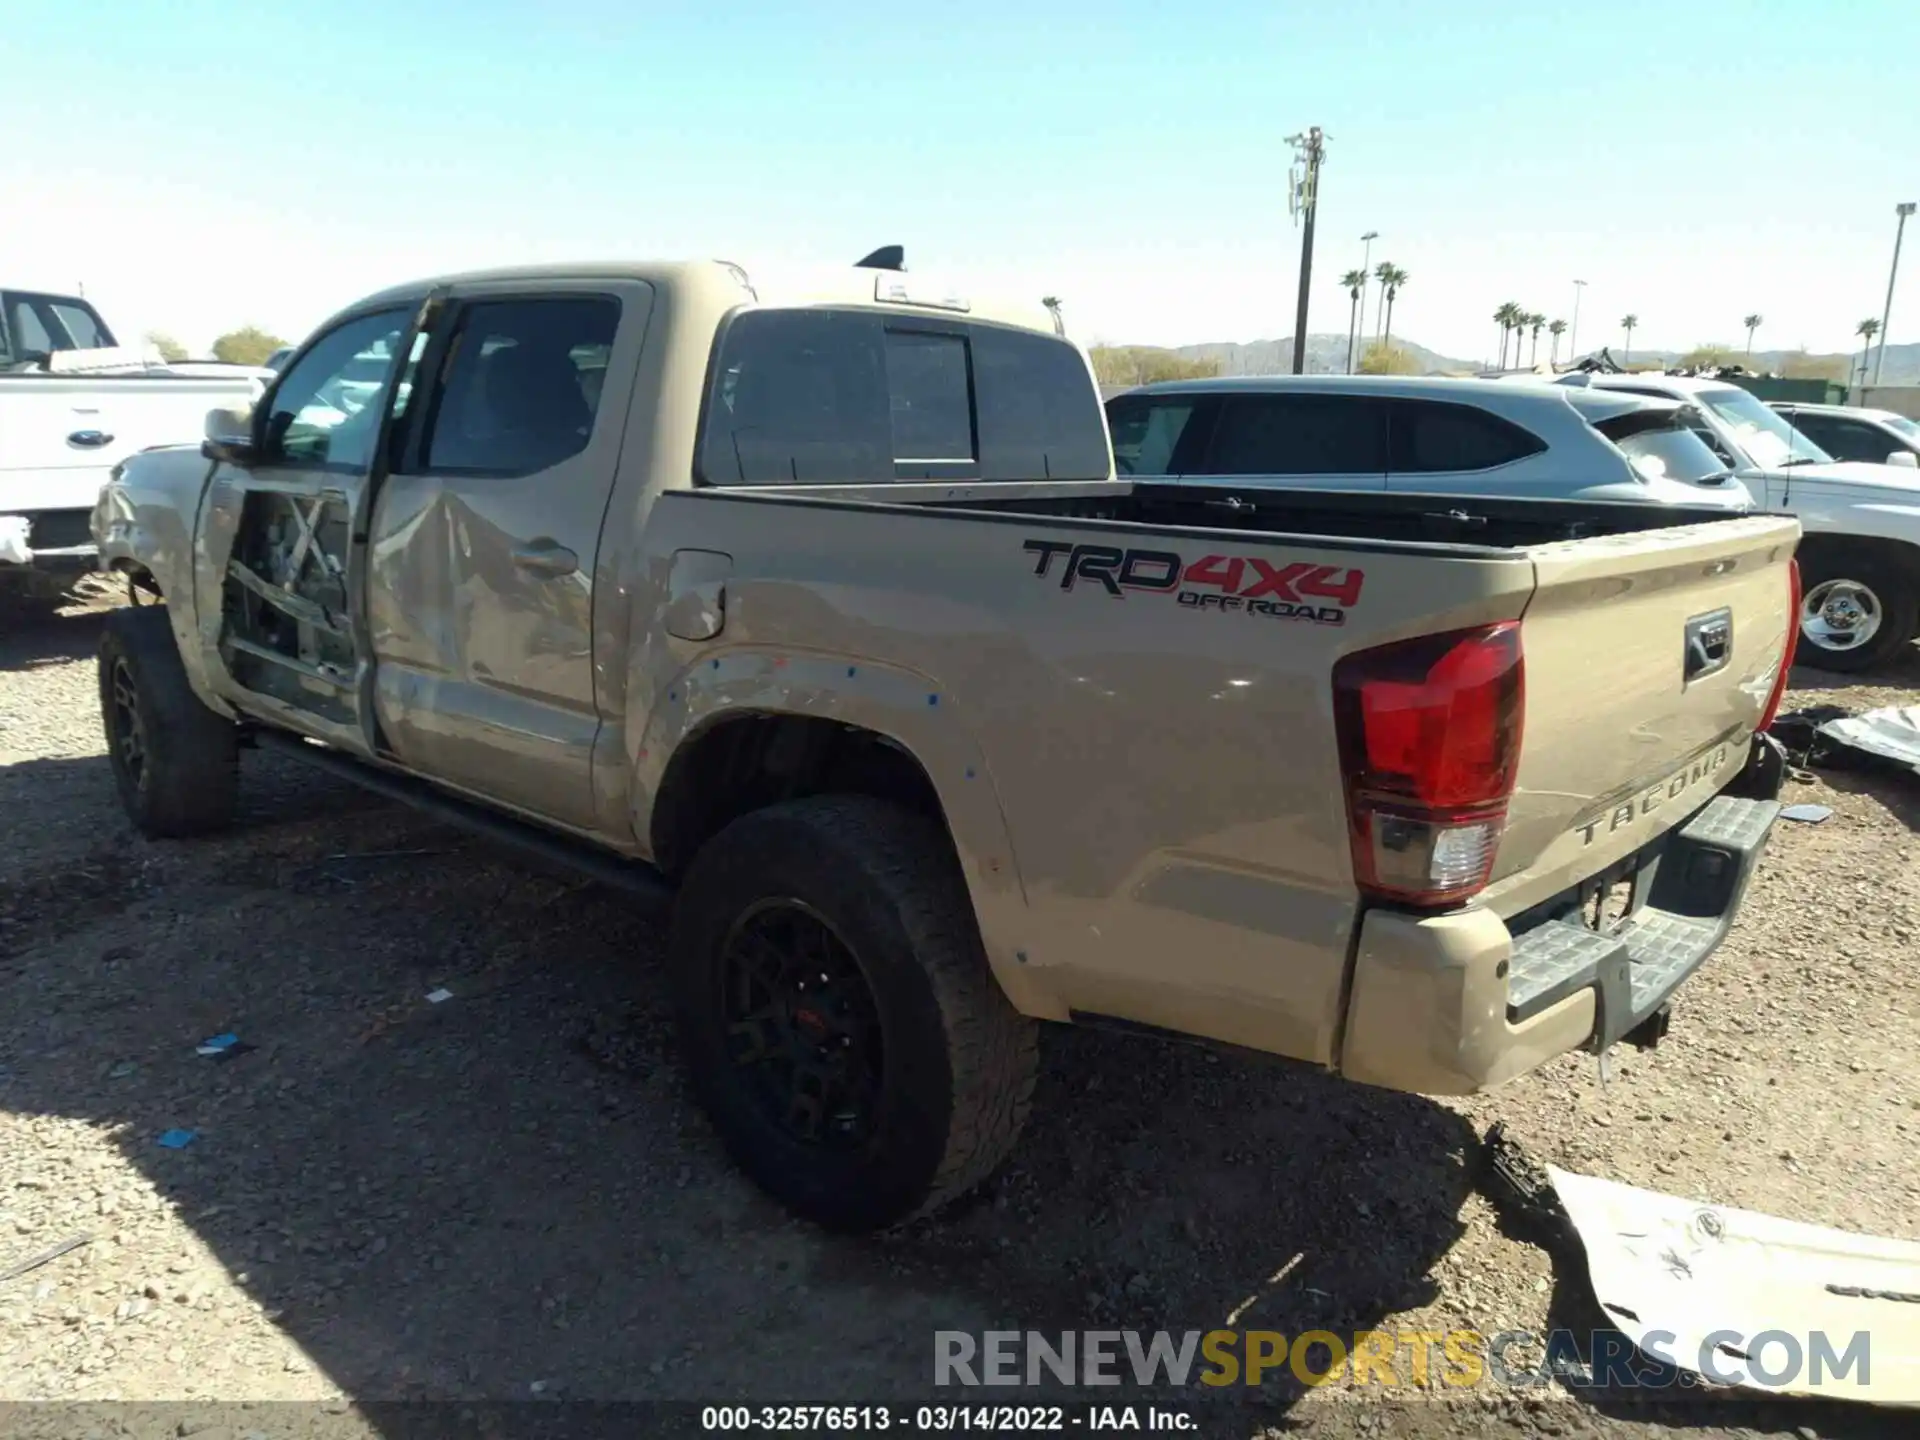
xmin=1333 ymin=623 xmax=1525 ymax=907
xmin=1758 ymin=559 xmax=1801 ymax=734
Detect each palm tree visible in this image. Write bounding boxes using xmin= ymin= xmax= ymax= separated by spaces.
xmin=1375 ymin=265 xmax=1408 ymax=348
xmin=1494 ymin=302 xmax=1523 ymax=368
xmin=1743 ymin=313 xmax=1763 ymax=356
xmin=1620 ymin=314 xmax=1639 ymax=365
xmin=1856 ymin=318 xmax=1881 ymax=387
xmin=1340 ymin=269 xmax=1368 ymax=373
xmin=1548 ymin=318 xmax=1567 ymax=366
xmin=1528 ymin=313 xmax=1546 ymax=368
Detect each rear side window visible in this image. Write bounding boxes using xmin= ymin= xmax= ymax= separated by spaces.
xmin=1789 ymin=414 xmax=1879 ymax=464
xmin=699 ymin=308 xmax=1108 ymax=484
xmin=1200 ymin=395 xmax=1387 ymax=475
xmin=1106 ymin=395 xmax=1198 ymax=476
xmin=417 ymin=296 xmax=621 ymax=477
xmin=1390 ymin=400 xmax=1544 ymax=473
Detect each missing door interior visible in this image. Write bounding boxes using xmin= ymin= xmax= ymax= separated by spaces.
xmin=219 ymin=489 xmax=358 ymax=724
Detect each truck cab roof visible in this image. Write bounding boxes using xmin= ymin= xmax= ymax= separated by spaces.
xmin=345 ymin=260 xmax=1063 ymax=339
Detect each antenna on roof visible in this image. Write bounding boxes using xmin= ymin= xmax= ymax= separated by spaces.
xmin=855 ymin=245 xmax=906 ymax=272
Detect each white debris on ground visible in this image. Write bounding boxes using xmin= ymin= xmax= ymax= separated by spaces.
xmin=1550 ymin=1164 xmax=1920 ymax=1403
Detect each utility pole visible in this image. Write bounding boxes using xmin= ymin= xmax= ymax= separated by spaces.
xmin=1875 ymin=202 xmax=1915 ymax=386
xmin=1569 ymin=279 xmax=1587 ymax=360
xmin=1287 ymin=127 xmax=1325 ymax=375
xmin=1356 ymin=229 xmax=1378 ymax=351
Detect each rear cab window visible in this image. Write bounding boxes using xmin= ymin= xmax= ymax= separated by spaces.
xmin=697 ymin=308 xmax=1108 ymax=485
xmin=1 ymin=290 xmax=118 ymax=364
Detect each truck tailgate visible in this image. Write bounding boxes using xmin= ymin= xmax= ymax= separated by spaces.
xmin=1486 ymin=514 xmax=1799 ymax=913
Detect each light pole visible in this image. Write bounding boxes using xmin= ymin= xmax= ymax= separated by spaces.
xmin=1875 ymin=202 xmax=1916 ymax=386
xmin=1357 ymin=230 xmax=1378 ymax=349
xmin=1569 ymin=279 xmax=1587 ymax=361
xmin=1285 ymin=127 xmax=1326 ymax=375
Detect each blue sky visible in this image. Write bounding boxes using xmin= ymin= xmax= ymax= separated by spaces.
xmin=3 ymin=0 xmax=1916 ymax=363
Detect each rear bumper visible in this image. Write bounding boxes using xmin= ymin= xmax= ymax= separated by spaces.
xmin=1338 ymin=737 xmax=1784 ymax=1096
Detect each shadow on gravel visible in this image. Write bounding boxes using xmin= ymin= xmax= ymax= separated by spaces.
xmin=0 ymin=744 xmax=1483 ymax=1429
xmin=1787 ymin=645 xmax=1920 ymax=693
xmin=1819 ymin=768 xmax=1920 ymax=832
xmin=0 ymin=598 xmax=111 ymax=672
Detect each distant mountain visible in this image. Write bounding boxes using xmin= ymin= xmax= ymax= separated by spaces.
xmin=1167 ymin=334 xmax=1480 ymax=377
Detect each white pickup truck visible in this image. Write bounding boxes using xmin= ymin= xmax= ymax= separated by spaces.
xmin=1555 ymin=373 xmax=1920 ymax=672
xmin=1 ymin=287 xmax=266 ymax=598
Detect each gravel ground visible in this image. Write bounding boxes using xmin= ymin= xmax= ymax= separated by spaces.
xmin=2 ymin=585 xmax=1917 ymax=1440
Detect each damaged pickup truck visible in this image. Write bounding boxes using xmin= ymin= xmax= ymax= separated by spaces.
xmin=94 ymin=255 xmax=1802 ymax=1230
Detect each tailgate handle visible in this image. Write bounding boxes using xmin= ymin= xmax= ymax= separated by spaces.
xmin=1684 ymin=607 xmax=1733 ymax=684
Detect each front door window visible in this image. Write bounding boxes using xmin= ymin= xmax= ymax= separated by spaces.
xmin=262 ymin=310 xmax=415 ymax=471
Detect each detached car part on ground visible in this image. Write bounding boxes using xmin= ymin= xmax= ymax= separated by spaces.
xmin=93 ymin=254 xmax=1800 ymax=1232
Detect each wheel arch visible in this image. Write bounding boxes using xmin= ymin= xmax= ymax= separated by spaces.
xmin=634 ymin=654 xmax=1057 ymax=1019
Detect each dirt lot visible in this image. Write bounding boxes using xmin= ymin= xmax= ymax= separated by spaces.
xmin=2 ymin=587 xmax=1917 ymax=1440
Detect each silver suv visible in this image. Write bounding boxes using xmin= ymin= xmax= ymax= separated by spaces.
xmin=1106 ymin=375 xmax=1752 ymax=508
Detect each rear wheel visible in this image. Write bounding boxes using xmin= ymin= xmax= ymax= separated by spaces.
xmin=1795 ymin=551 xmax=1918 ymax=674
xmin=668 ymin=796 xmax=1037 ymax=1231
xmin=98 ymin=606 xmax=239 ymax=837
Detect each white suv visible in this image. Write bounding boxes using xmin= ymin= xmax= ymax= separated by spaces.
xmin=1106 ymin=375 xmax=1753 ymax=510
xmin=1563 ymin=374 xmax=1920 ymax=672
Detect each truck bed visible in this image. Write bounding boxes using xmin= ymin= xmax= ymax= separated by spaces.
xmin=722 ymin=477 xmax=1750 ymax=552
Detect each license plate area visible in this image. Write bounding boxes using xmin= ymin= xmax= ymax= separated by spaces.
xmin=1575 ymin=851 xmax=1652 ymax=936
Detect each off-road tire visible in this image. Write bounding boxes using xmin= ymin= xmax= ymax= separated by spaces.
xmin=669 ymin=795 xmax=1038 ymax=1232
xmin=1795 ymin=549 xmax=1919 ymax=674
xmin=98 ymin=606 xmax=239 ymax=837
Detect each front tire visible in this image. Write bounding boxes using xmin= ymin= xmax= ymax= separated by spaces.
xmin=98 ymin=606 xmax=239 ymax=837
xmin=668 ymin=796 xmax=1038 ymax=1232
xmin=1795 ymin=551 xmax=1918 ymax=674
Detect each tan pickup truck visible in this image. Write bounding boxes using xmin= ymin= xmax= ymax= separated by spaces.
xmin=92 ymin=256 xmax=1801 ymax=1230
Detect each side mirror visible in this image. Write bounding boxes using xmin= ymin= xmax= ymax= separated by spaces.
xmin=202 ymin=406 xmax=258 ymax=464
xmin=1888 ymin=450 xmax=1918 ymax=470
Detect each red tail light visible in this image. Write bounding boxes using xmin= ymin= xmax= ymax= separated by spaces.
xmin=1333 ymin=623 xmax=1525 ymax=907
xmin=1758 ymin=558 xmax=1801 ymax=734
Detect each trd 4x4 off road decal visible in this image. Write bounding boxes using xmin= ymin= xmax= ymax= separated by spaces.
xmin=1021 ymin=538 xmax=1363 ymax=626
